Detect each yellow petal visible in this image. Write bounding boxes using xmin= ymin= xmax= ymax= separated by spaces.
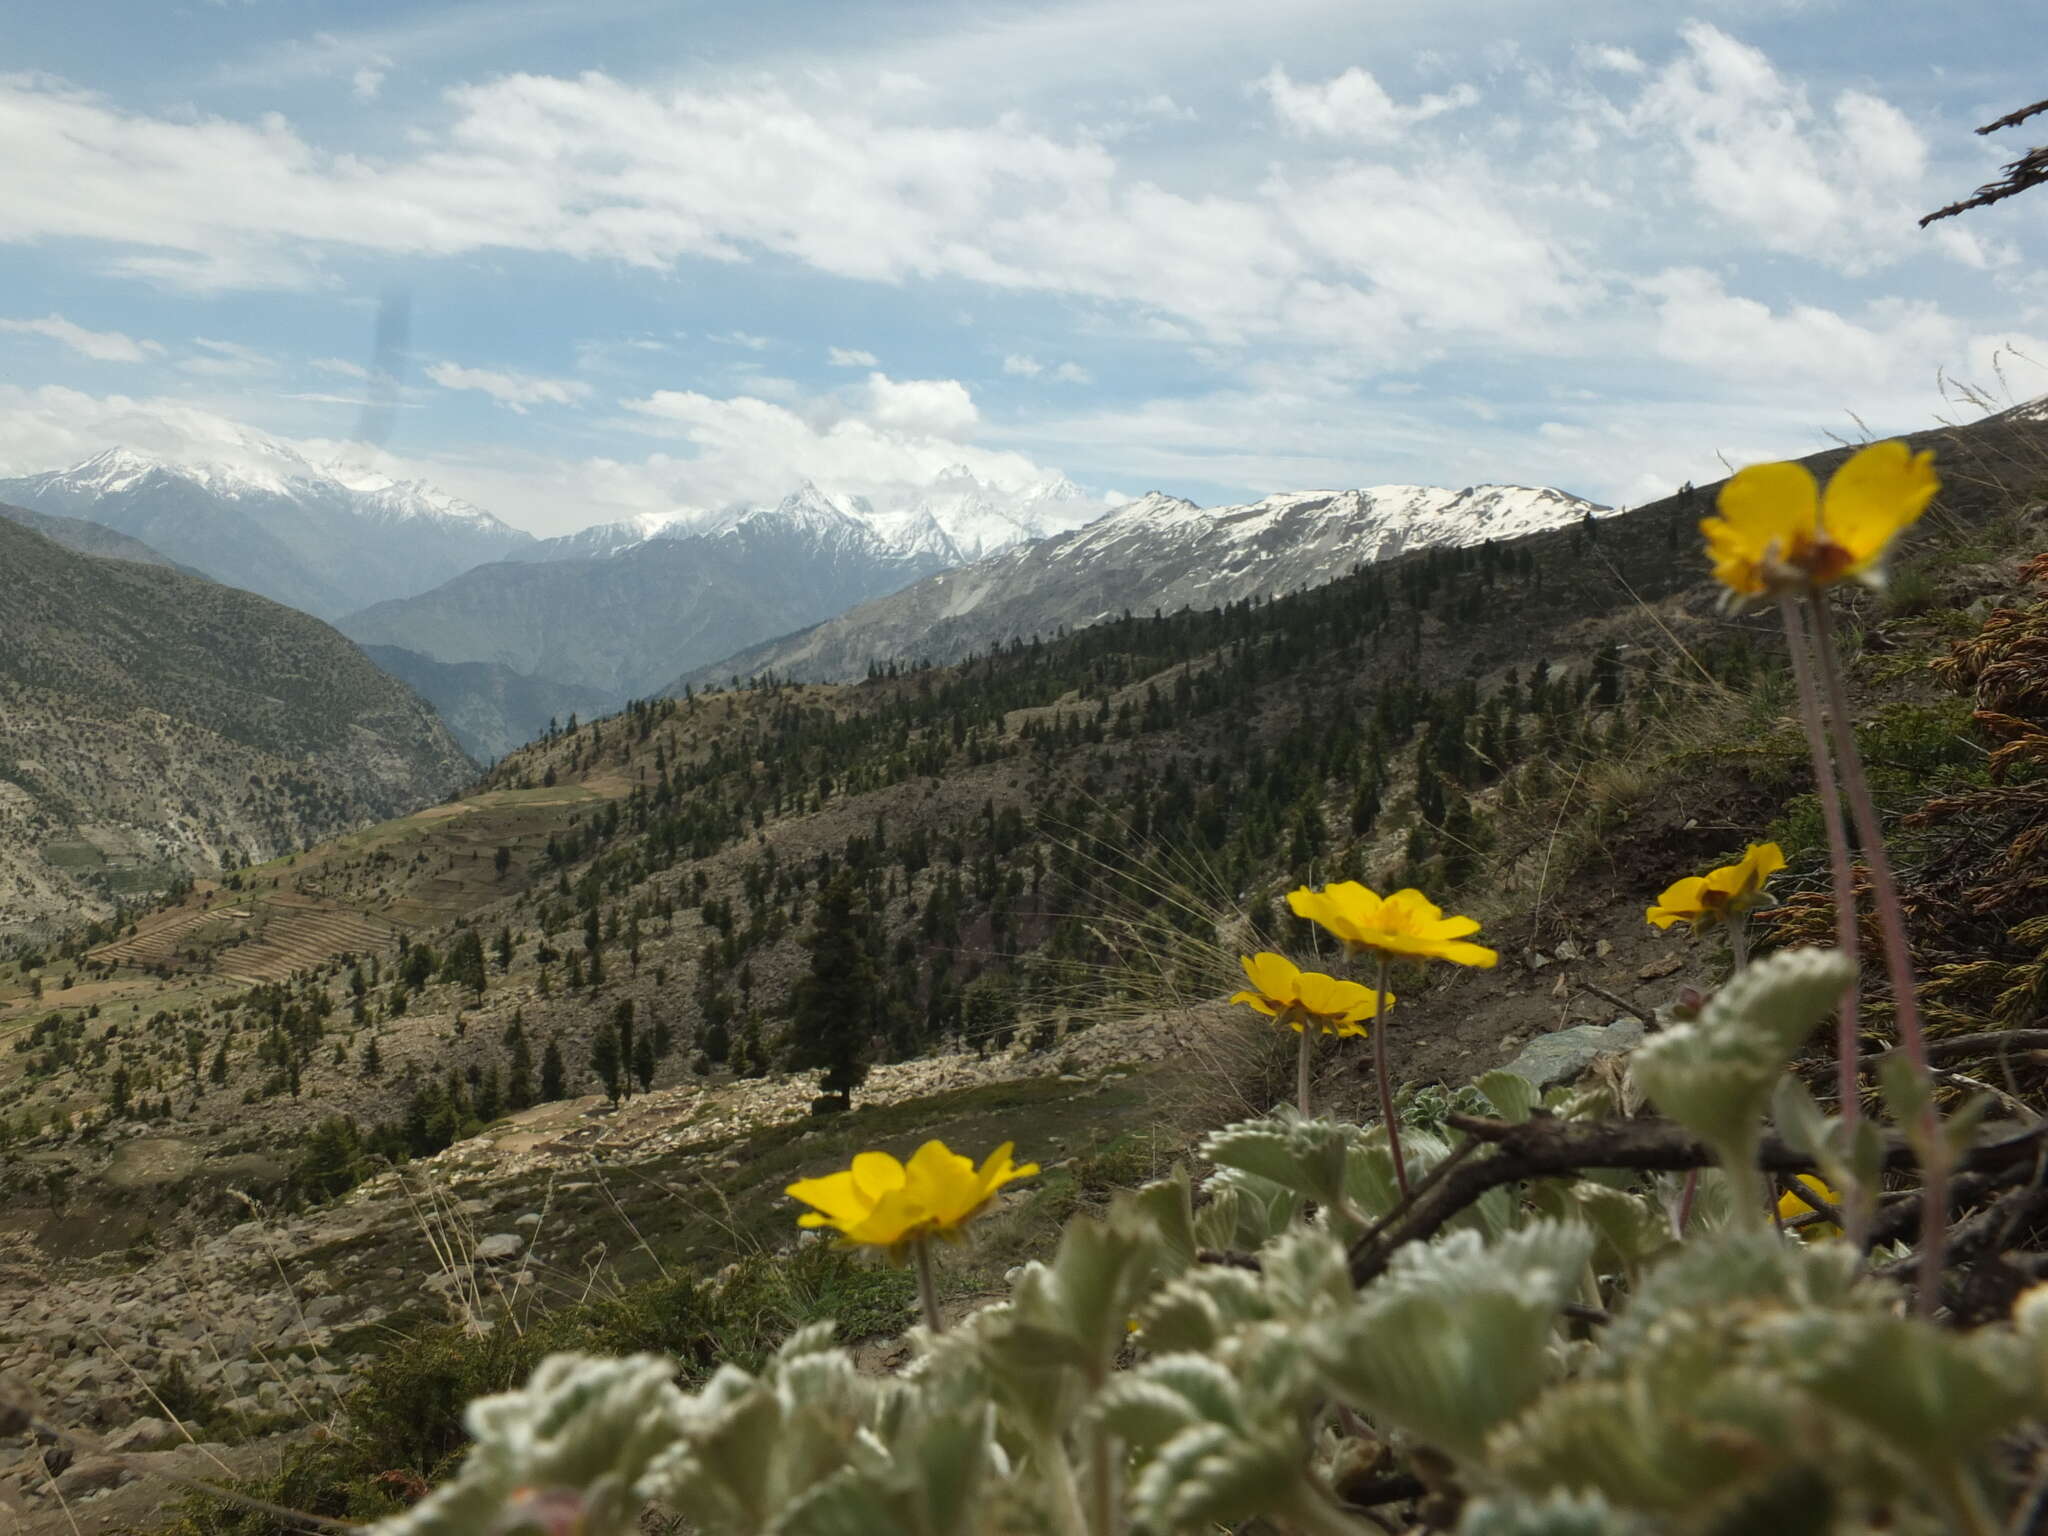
xmin=1228 ymin=989 xmax=1280 ymax=1017
xmin=1436 ymin=939 xmax=1499 ymax=968
xmin=1238 ymin=951 xmax=1301 ymax=1003
xmin=786 ymin=1169 xmax=874 ymax=1230
xmin=903 ymin=1139 xmax=980 ymax=1224
xmin=1650 ymin=875 xmax=1709 ymax=920
xmin=850 ymin=1150 xmax=908 ymax=1204
xmin=1706 ymin=461 xmax=1819 ymax=593
xmin=1295 ymin=970 xmax=1375 ymax=1020
xmin=1423 ymin=914 xmax=1482 ymax=941
xmin=844 ymin=1188 xmax=929 ymax=1247
xmin=1821 ymin=440 xmax=1938 ymax=579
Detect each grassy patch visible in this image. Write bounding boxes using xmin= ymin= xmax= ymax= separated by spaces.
xmin=156 ymin=1242 xmax=914 ymax=1536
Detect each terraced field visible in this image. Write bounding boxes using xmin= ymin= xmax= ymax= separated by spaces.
xmin=87 ymin=897 xmax=252 ymax=972
xmin=209 ymin=894 xmax=397 ymax=984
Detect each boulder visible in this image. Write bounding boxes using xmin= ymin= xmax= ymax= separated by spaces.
xmin=474 ymin=1234 xmax=525 ymax=1264
xmin=1501 ymin=1019 xmax=1646 ymax=1088
xmin=54 ymin=1455 xmax=131 ymax=1498
xmin=103 ymin=1417 xmax=178 ymax=1454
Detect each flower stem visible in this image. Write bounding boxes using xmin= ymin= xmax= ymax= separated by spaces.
xmin=1805 ymin=593 xmax=1946 ymax=1313
xmin=1371 ymin=951 xmax=1409 ymax=1199
xmin=1038 ymin=1434 xmax=1091 ymax=1536
xmin=1296 ymin=1014 xmax=1314 ymax=1118
xmin=913 ymin=1236 xmax=944 ymax=1334
xmin=1674 ymin=1169 xmax=1700 ymax=1238
xmin=1776 ymin=592 xmax=1862 ymax=1124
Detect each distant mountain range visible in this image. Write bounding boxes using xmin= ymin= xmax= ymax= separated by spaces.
xmin=0 ymin=507 xmax=472 ymax=937
xmin=338 ymin=485 xmax=968 ymax=699
xmin=1 ymin=442 xmax=1611 ymax=760
xmin=683 ymin=482 xmax=1610 ymax=687
xmin=0 ymin=446 xmax=533 ymax=617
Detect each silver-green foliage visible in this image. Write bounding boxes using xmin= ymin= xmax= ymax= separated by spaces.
xmin=364 ymin=949 xmax=2047 ymax=1536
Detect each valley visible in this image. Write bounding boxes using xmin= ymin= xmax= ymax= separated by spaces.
xmin=0 ymin=405 xmax=2042 ymax=1533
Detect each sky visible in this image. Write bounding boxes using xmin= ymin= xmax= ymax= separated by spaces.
xmin=1 ymin=0 xmax=2044 ymax=536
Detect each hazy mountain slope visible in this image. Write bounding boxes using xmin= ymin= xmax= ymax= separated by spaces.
xmin=359 ymin=645 xmax=624 ymax=762
xmin=684 ymin=482 xmax=1607 ymax=686
xmin=0 ymin=512 xmax=473 ymax=936
xmin=0 ymin=448 xmax=533 ymax=617
xmin=0 ymin=501 xmax=200 ymax=571
xmin=340 ymin=494 xmax=953 ymax=698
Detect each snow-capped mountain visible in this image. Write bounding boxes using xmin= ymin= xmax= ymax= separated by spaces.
xmin=338 ymin=485 xmax=959 ymax=700
xmin=512 ymin=468 xmax=1102 ymax=567
xmin=684 ymin=481 xmax=1610 ymax=687
xmin=0 ymin=448 xmax=533 ymax=617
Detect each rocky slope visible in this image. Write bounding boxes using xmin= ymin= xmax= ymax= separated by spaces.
xmin=0 ymin=512 xmax=473 ymax=937
xmin=685 ymin=482 xmax=1607 ymax=685
xmin=356 ymin=646 xmax=622 ymax=764
xmin=0 ymin=448 xmax=532 ymax=618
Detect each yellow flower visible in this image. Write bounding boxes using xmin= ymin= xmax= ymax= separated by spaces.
xmin=1286 ymin=883 xmax=1498 ymax=968
xmin=1229 ymin=951 xmax=1393 ymax=1037
xmin=1645 ymin=842 xmax=1786 ymax=931
xmin=786 ymin=1140 xmax=1037 ymax=1250
xmin=1701 ymin=440 xmax=1938 ymax=599
xmin=1777 ymin=1173 xmax=1843 ymax=1240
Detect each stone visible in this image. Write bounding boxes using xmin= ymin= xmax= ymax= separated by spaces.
xmin=1502 ymin=1019 xmax=1646 ymax=1088
xmin=103 ymin=1417 xmax=177 ymax=1454
xmin=474 ymin=1234 xmax=525 ymax=1263
xmin=514 ymin=1212 xmax=543 ymax=1227
xmin=54 ymin=1455 xmax=131 ymax=1497
xmin=301 ymin=1295 xmax=347 ymax=1326
xmin=1638 ymin=953 xmax=1684 ymax=981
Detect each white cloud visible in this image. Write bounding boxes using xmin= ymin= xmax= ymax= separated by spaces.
xmin=1003 ymin=353 xmax=1089 ymax=382
xmin=424 ymin=361 xmax=592 ymax=412
xmin=1629 ymin=23 xmax=1936 ymax=275
xmin=311 ymin=356 xmax=370 ymax=378
xmin=710 ymin=330 xmax=773 ymax=351
xmin=0 ymin=71 xmax=1581 ymax=354
xmin=1575 ymin=43 xmax=1644 ymax=75
xmin=862 ymin=372 xmax=978 ymax=437
xmin=0 ymin=312 xmax=162 ymax=363
xmin=827 ymin=346 xmax=879 ymax=367
xmin=352 ymin=67 xmax=386 ymax=101
xmin=618 ymin=373 xmax=1053 ymax=518
xmin=179 ymin=338 xmax=276 ymax=377
xmin=1256 ymin=64 xmax=1477 ymax=143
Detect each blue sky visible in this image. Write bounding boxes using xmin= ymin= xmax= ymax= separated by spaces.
xmin=1 ymin=0 xmax=2043 ymax=534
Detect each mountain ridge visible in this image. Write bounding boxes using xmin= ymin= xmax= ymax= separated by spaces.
xmin=0 ymin=507 xmax=474 ymax=937
xmin=681 ymin=479 xmax=1610 ymax=687
xmin=0 ymin=448 xmax=535 ymax=618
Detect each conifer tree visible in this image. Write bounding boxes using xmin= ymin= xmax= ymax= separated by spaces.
xmin=506 ymin=1024 xmax=534 ymax=1110
xmin=790 ymin=872 xmax=878 ymax=1109
xmin=590 ymin=1024 xmax=624 ymax=1105
xmin=540 ymin=1038 xmax=566 ymax=1101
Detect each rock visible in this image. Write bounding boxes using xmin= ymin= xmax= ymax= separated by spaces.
xmin=474 ymin=1234 xmax=525 ymax=1263
xmin=104 ymin=1417 xmax=177 ymax=1454
xmin=514 ymin=1212 xmax=543 ymax=1228
xmin=1638 ymin=954 xmax=1684 ymax=981
xmin=54 ymin=1455 xmax=130 ymax=1497
xmin=1502 ymin=1019 xmax=1646 ymax=1088
xmin=1553 ymin=938 xmax=1582 ymax=961
xmin=301 ymin=1294 xmax=347 ymax=1326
